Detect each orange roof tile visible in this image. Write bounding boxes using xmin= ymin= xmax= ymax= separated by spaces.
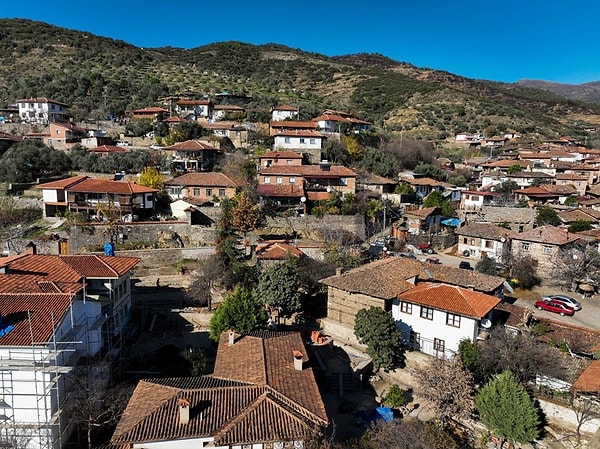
xmin=259 ymin=164 xmax=356 ymax=177
xmin=256 ymin=241 xmax=304 ymax=260
xmin=397 ymin=283 xmax=501 ymax=319
xmin=166 ymin=139 xmax=221 ymax=151
xmin=572 ymin=360 xmax=600 ymax=393
xmin=66 ymin=178 xmax=158 ymax=194
xmin=36 ymin=175 xmax=88 ymax=190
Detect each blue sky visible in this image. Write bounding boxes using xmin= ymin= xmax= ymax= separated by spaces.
xmin=2 ymin=0 xmax=600 ymax=84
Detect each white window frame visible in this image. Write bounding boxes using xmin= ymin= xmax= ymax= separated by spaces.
xmin=264 ymin=176 xmax=271 ymax=184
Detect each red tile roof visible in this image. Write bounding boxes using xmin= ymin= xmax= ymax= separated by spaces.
xmin=176 ymin=99 xmax=211 ymax=106
xmin=270 ymin=121 xmax=317 ymax=129
xmin=0 ymin=274 xmax=82 ymax=294
xmin=511 ymin=225 xmax=580 ymax=245
xmin=131 ymin=107 xmax=169 ymax=113
xmin=256 ymin=184 xmax=305 ymax=198
xmin=256 ymin=241 xmax=304 ymax=260
xmin=166 ymin=172 xmax=241 ymax=188
xmin=0 ymin=293 xmax=72 ymax=346
xmin=397 ymin=283 xmax=501 ymax=319
xmin=259 ymin=164 xmax=356 ymax=178
xmin=572 ymin=360 xmax=600 ymax=393
xmin=89 ymin=145 xmax=128 ymax=154
xmin=112 ymin=332 xmax=328 ymax=447
xmin=166 ymin=140 xmax=221 ymax=152
xmin=36 ymin=175 xmax=88 ymax=190
xmin=272 ymin=105 xmax=299 ymax=111
xmin=66 ymin=178 xmax=158 ymax=194
xmin=16 ymin=97 xmax=68 ymax=106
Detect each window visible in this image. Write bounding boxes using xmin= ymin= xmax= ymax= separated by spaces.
xmin=340 ymin=177 xmax=348 ymax=186
xmin=310 ymin=138 xmax=316 ymax=145
xmin=485 ymin=240 xmax=493 ymax=248
xmin=409 ymin=331 xmax=420 ymax=344
xmin=218 ymin=189 xmax=225 ymax=197
xmin=521 ymin=242 xmax=530 ymax=251
xmin=276 ymin=177 xmax=283 ymax=184
xmin=264 ymin=176 xmax=271 ymax=184
xmin=193 ymin=188 xmax=200 ymax=196
xmin=463 ymin=237 xmax=467 ymax=244
xmin=543 ymin=245 xmax=553 ymax=255
xmin=289 ymin=177 xmax=296 ymax=184
xmin=434 ymin=338 xmax=445 ymax=353
xmin=420 ymin=306 xmax=433 ymax=320
xmin=286 ymin=159 xmax=292 ymax=165
xmin=206 ymin=188 xmax=212 ymax=197
xmin=284 ymin=137 xmax=290 ymax=144
xmin=399 ymin=301 xmax=412 ymax=314
xmin=300 ymin=138 xmax=305 ymax=144
xmin=446 ymin=313 xmax=461 ymax=327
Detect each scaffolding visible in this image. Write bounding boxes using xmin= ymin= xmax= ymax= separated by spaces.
xmin=0 ymin=303 xmax=105 ymax=449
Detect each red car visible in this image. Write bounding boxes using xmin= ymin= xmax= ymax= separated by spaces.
xmin=534 ymin=299 xmax=575 ymax=316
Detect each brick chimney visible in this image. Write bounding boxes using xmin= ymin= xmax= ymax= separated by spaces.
xmin=178 ymin=398 xmax=190 ymax=425
xmin=293 ymin=350 xmax=304 ymax=371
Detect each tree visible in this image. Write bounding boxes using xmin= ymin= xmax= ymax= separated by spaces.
xmin=413 ymin=357 xmax=474 ymax=426
xmin=360 ymin=418 xmax=459 ymax=449
xmin=382 ymin=384 xmax=406 ymax=408
xmin=423 ymin=190 xmax=456 ymax=217
xmin=494 ymin=180 xmax=518 ymax=204
xmin=256 ymin=258 xmax=302 ymax=317
xmin=477 ymin=328 xmax=565 ymax=384
xmin=550 ymin=245 xmax=600 ymax=291
xmin=475 ymin=253 xmax=497 ymax=276
xmin=137 ymin=166 xmax=165 ymax=191
xmin=208 ymin=287 xmax=268 ymax=342
xmin=231 ymin=190 xmax=263 ymax=236
xmin=0 ymin=139 xmax=71 ymax=183
xmin=341 ymin=134 xmax=363 ymax=161
xmin=572 ymin=397 xmax=600 ymax=444
xmin=65 ymin=363 xmax=133 ymax=449
xmin=413 ymin=163 xmax=448 ymax=182
xmin=457 ymin=339 xmax=485 ymax=384
xmin=475 ymin=371 xmax=541 ymax=447
xmin=568 ymin=219 xmax=592 ymax=233
xmin=536 ymin=205 xmax=561 ymax=226
xmin=506 ymin=253 xmax=539 ymax=289
xmin=354 ymin=307 xmax=404 ymax=371
xmin=507 ymin=163 xmax=522 ymax=174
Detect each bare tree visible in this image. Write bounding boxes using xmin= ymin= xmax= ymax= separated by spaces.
xmin=572 ymin=396 xmax=600 ymax=444
xmin=360 ymin=417 xmax=459 ymax=449
xmin=382 ymin=137 xmax=436 ymax=170
xmin=550 ymin=245 xmax=600 ymax=291
xmin=413 ymin=356 xmax=474 ymax=426
xmin=64 ymin=363 xmax=133 ymax=449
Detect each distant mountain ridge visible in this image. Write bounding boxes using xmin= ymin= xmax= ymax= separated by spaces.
xmin=1 ymin=18 xmax=599 ymax=140
xmin=517 ymin=79 xmax=600 ymax=105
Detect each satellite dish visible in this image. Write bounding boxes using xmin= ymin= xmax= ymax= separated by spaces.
xmin=300 ymin=196 xmax=306 ymax=203
xmin=481 ymin=318 xmax=492 ymax=329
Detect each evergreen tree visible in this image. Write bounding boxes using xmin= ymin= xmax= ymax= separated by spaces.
xmin=475 ymin=371 xmax=541 ymax=447
xmin=535 ymin=206 xmax=561 ymax=226
xmin=256 ymin=259 xmax=302 ymax=317
xmin=354 ymin=307 xmax=404 ymax=371
xmin=475 ymin=253 xmax=497 ymax=276
xmin=208 ymin=287 xmax=268 ymax=342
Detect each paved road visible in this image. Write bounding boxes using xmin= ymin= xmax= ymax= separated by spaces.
xmin=412 ymin=250 xmax=600 ymax=332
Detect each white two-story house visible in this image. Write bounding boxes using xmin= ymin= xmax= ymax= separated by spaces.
xmin=455 ymin=222 xmax=513 ymax=262
xmin=394 ymin=283 xmax=501 ymax=358
xmin=16 ymin=97 xmax=69 ymax=124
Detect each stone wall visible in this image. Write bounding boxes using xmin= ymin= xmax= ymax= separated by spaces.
xmin=261 ymin=215 xmax=365 ymax=241
xmin=110 ymin=247 xmax=216 ymax=276
xmin=326 ymin=287 xmax=388 ymax=328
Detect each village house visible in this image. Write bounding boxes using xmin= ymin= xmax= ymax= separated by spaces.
xmin=255 ymin=240 xmax=304 ymax=267
xmin=129 ymin=106 xmax=170 ymax=121
xmin=165 ymin=139 xmax=223 ymax=172
xmin=463 ymin=206 xmax=535 ymax=233
xmin=175 ymin=99 xmax=213 ymax=119
xmin=459 ymin=190 xmax=503 ymax=211
xmin=202 ymin=121 xmax=248 ymax=148
xmin=165 ymin=172 xmax=242 ymax=203
xmin=269 ymin=120 xmax=317 ymax=136
xmin=16 ymin=97 xmax=69 ymax=124
xmin=273 ymin=130 xmax=325 ymax=161
xmin=394 ymin=283 xmax=501 ymax=358
xmin=455 ymin=222 xmax=513 ymax=261
xmin=319 ymin=257 xmax=506 ymax=343
xmin=555 ymin=173 xmax=589 ymax=196
xmin=45 ymin=122 xmax=87 ymax=149
xmin=111 ymin=331 xmax=329 ymax=449
xmin=37 ymin=175 xmax=157 ymax=220
xmin=271 ymin=104 xmax=299 ymax=121
xmin=88 ymin=144 xmax=128 ymax=157
xmin=403 ymin=206 xmax=442 ymax=235
xmin=357 ymin=174 xmax=398 ymax=196
xmin=510 ymin=225 xmax=580 ymax=278
xmin=312 ymin=113 xmax=372 ymax=134
xmin=212 ymin=104 xmax=245 ymax=121
xmin=258 ymin=150 xmax=304 ymax=169
xmin=0 ymin=252 xmax=139 ymax=449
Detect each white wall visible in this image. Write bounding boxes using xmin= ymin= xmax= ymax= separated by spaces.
xmin=274 ymin=135 xmax=322 ymax=151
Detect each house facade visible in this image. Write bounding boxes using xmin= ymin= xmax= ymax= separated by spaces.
xmin=175 ymin=99 xmax=213 ymax=119
xmin=0 ymin=253 xmax=139 ymax=449
xmin=273 ymin=130 xmax=325 ymax=159
xmin=16 ymin=98 xmax=69 ymax=124
xmin=271 ymin=104 xmax=299 ymax=121
xmin=455 ymin=223 xmax=513 ymax=261
xmin=394 ymin=283 xmax=501 ymax=358
xmin=111 ymin=331 xmax=329 ymax=448
xmin=165 ymin=172 xmax=241 ymax=203
xmin=165 ymin=140 xmax=223 ymax=172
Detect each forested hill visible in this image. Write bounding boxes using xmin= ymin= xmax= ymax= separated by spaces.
xmin=1 ymin=18 xmax=599 ymax=140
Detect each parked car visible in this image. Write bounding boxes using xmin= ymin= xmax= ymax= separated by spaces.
xmin=425 ymin=257 xmax=442 ymax=264
xmin=534 ymin=299 xmax=575 ymax=316
xmin=417 ymin=243 xmax=434 ymax=254
xmin=458 ymin=261 xmax=473 ymax=270
xmin=541 ymin=294 xmax=582 ymax=311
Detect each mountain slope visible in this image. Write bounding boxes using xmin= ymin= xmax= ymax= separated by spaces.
xmin=518 ymin=79 xmax=600 ymax=105
xmin=1 ymin=18 xmax=599 ymax=140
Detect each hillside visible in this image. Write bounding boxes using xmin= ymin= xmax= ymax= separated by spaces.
xmin=517 ymin=79 xmax=600 ymax=105
xmin=1 ymin=18 xmax=600 ymax=141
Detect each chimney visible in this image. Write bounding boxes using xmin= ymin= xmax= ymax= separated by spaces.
xmin=319 ymin=160 xmax=330 ymax=171
xmin=178 ymin=398 xmax=190 ymax=425
xmin=228 ymin=330 xmax=235 ymax=346
xmin=24 ymin=242 xmax=37 ymax=255
xmin=293 ymin=350 xmax=304 ymax=371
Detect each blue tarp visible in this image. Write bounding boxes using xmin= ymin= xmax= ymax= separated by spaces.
xmin=441 ymin=217 xmax=460 ymax=227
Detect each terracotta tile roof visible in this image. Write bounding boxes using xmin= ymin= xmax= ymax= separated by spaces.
xmin=0 ymin=293 xmax=72 ymax=346
xmin=176 ymin=99 xmax=211 ymax=106
xmin=307 ymin=191 xmax=331 ymax=201
xmin=572 ymin=360 xmax=600 ymax=393
xmin=511 ymin=225 xmax=580 ymax=245
xmin=112 ymin=332 xmax=328 ymax=447
xmin=60 ymin=255 xmax=140 ymax=278
xmin=36 ymin=175 xmax=88 ymax=190
xmin=66 ymin=178 xmax=158 ymax=194
xmin=273 ymin=129 xmax=325 ymax=138
xmin=202 ymin=122 xmax=245 ymax=131
xmin=557 ymin=209 xmax=599 ymax=224
xmin=320 ymin=257 xmax=505 ymax=296
xmin=131 ymin=107 xmax=169 ymax=113
xmin=405 ymin=177 xmax=444 ymax=187
xmin=455 ymin=223 xmax=513 ymax=240
xmin=361 ymin=174 xmax=397 ymax=185
xmin=556 ymin=173 xmax=588 ymax=181
xmin=16 ymin=97 xmax=68 ymax=106
xmin=165 ymin=139 xmax=221 ymax=151
xmin=260 ymin=150 xmax=304 ymax=159
xmin=256 ymin=241 xmax=304 ymax=260
xmin=259 ymin=164 xmax=356 ymax=178
xmin=397 ymin=283 xmax=501 ymax=319
xmin=270 ymin=121 xmax=317 ymax=129
xmin=256 ymin=184 xmax=305 ymax=198
xmin=166 ymin=172 xmax=241 ymax=188
xmin=404 ymin=206 xmax=440 ymax=218
xmin=540 ymin=184 xmax=578 ymax=195
xmin=0 ymin=274 xmax=82 ymax=294
xmin=516 ymin=186 xmax=558 ymax=197
xmin=272 ymin=105 xmax=299 ymax=111
xmin=213 ymin=104 xmax=245 ymax=111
